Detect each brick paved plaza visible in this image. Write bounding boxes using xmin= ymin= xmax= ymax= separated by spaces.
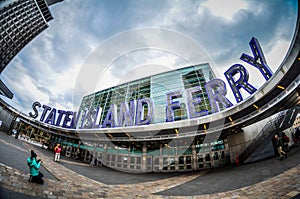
xmin=0 ymin=132 xmax=300 ymax=198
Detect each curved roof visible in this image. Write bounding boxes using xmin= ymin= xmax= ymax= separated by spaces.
xmin=1 ymin=3 xmax=300 ymax=142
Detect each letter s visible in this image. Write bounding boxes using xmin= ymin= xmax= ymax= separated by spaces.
xmin=29 ymin=101 xmax=41 ymax=118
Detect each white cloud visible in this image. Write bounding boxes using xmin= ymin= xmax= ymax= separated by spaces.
xmin=1 ymin=0 xmax=297 ymax=115
xmin=203 ymin=0 xmax=248 ymax=20
xmin=3 ymin=71 xmax=50 ymax=114
xmin=101 ymin=50 xmax=185 ymax=88
xmin=266 ymin=40 xmax=291 ymax=72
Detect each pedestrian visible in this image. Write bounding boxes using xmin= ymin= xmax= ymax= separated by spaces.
xmin=54 ymin=144 xmax=62 ymax=162
xmin=273 ymin=134 xmax=287 ymax=161
xmin=27 ymin=150 xmax=44 ymax=184
xmin=75 ymin=148 xmax=81 ymax=160
xmin=235 ymin=154 xmax=239 ymax=166
xmin=282 ymin=132 xmax=290 ymax=154
xmin=294 ymin=127 xmax=300 ymax=144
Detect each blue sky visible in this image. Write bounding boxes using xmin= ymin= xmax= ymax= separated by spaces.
xmin=0 ymin=0 xmax=298 ymax=115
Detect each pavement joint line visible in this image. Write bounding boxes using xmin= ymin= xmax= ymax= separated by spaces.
xmin=0 ymin=139 xmax=28 ymax=153
xmin=25 ymin=141 xmax=203 ymax=190
xmin=1 ymin=133 xmax=300 ymax=198
xmin=2 ymin=143 xmax=213 ymax=198
xmin=1 ymin=158 xmax=300 ymax=198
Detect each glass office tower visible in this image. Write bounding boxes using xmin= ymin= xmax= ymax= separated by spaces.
xmin=0 ymin=0 xmax=63 ymax=98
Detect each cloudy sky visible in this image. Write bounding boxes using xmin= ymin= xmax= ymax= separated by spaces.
xmin=0 ymin=0 xmax=298 ymax=115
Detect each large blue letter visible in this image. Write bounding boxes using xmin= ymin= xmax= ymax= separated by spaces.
xmin=205 ymin=79 xmax=233 ymax=113
xmin=44 ymin=108 xmax=56 ymax=125
xmin=186 ymin=86 xmax=208 ymax=118
xmin=92 ymin=107 xmax=102 ymax=128
xmin=29 ymin=101 xmax=41 ymax=118
xmin=166 ymin=91 xmax=182 ymax=122
xmin=225 ymin=64 xmax=257 ymax=103
xmin=82 ymin=109 xmax=93 ymax=129
xmin=79 ymin=110 xmax=87 ymax=129
xmin=40 ymin=105 xmax=51 ymax=122
xmin=136 ymin=98 xmax=154 ymax=125
xmin=62 ymin=111 xmax=74 ymax=128
xmin=55 ymin=110 xmax=66 ymax=126
xmin=70 ymin=111 xmax=81 ymax=129
xmin=118 ymin=100 xmax=135 ymax=127
xmin=102 ymin=104 xmax=118 ymax=128
xmin=240 ymin=37 xmax=273 ymax=80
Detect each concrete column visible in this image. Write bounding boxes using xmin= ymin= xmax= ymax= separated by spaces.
xmin=191 ymin=142 xmax=197 ymax=170
xmin=159 ymin=143 xmax=163 ymax=171
xmin=8 ymin=115 xmax=17 ymax=136
xmin=29 ymin=128 xmax=35 ymax=140
xmin=103 ymin=143 xmax=107 ymax=165
xmin=142 ymin=142 xmax=147 ymax=172
xmin=227 ymin=132 xmax=247 ymax=164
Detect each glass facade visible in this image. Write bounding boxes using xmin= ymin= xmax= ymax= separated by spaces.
xmin=78 ymin=63 xmax=219 ymax=128
xmin=73 ymin=64 xmax=233 ymax=172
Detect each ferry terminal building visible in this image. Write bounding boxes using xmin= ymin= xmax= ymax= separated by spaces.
xmin=76 ymin=63 xmax=229 ymax=172
xmin=1 ymin=0 xmax=300 ymax=174
xmin=2 ymin=63 xmax=299 ymax=173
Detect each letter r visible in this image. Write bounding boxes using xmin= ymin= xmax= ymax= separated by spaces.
xmin=224 ymin=64 xmax=257 ymax=103
xmin=205 ymin=79 xmax=233 ymax=113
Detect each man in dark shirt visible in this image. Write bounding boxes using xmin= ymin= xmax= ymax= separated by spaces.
xmin=274 ymin=134 xmax=287 ymax=161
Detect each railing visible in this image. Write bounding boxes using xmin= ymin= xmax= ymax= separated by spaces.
xmin=239 ymin=106 xmax=300 ymax=163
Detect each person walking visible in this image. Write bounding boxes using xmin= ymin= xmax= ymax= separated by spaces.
xmin=274 ymin=134 xmax=287 ymax=161
xmin=27 ymin=150 xmax=44 ymax=184
xmin=294 ymin=127 xmax=300 ymax=144
xmin=54 ymin=144 xmax=62 ymax=162
xmin=282 ymin=132 xmax=290 ymax=155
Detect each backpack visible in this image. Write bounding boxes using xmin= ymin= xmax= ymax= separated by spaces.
xmin=56 ymin=147 xmax=62 ymax=153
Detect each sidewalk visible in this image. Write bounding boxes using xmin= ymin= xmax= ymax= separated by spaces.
xmin=0 ymin=132 xmax=300 ymax=198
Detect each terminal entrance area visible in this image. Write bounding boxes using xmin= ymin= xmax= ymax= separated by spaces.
xmin=53 ymin=134 xmax=230 ymax=173
xmin=12 ymin=119 xmax=230 ymax=173
xmin=13 ymin=120 xmax=51 ymax=148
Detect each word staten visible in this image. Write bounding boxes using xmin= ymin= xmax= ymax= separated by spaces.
xmin=29 ymin=37 xmax=272 ymax=129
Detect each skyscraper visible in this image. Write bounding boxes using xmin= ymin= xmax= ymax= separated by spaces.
xmin=0 ymin=0 xmax=63 ymax=98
